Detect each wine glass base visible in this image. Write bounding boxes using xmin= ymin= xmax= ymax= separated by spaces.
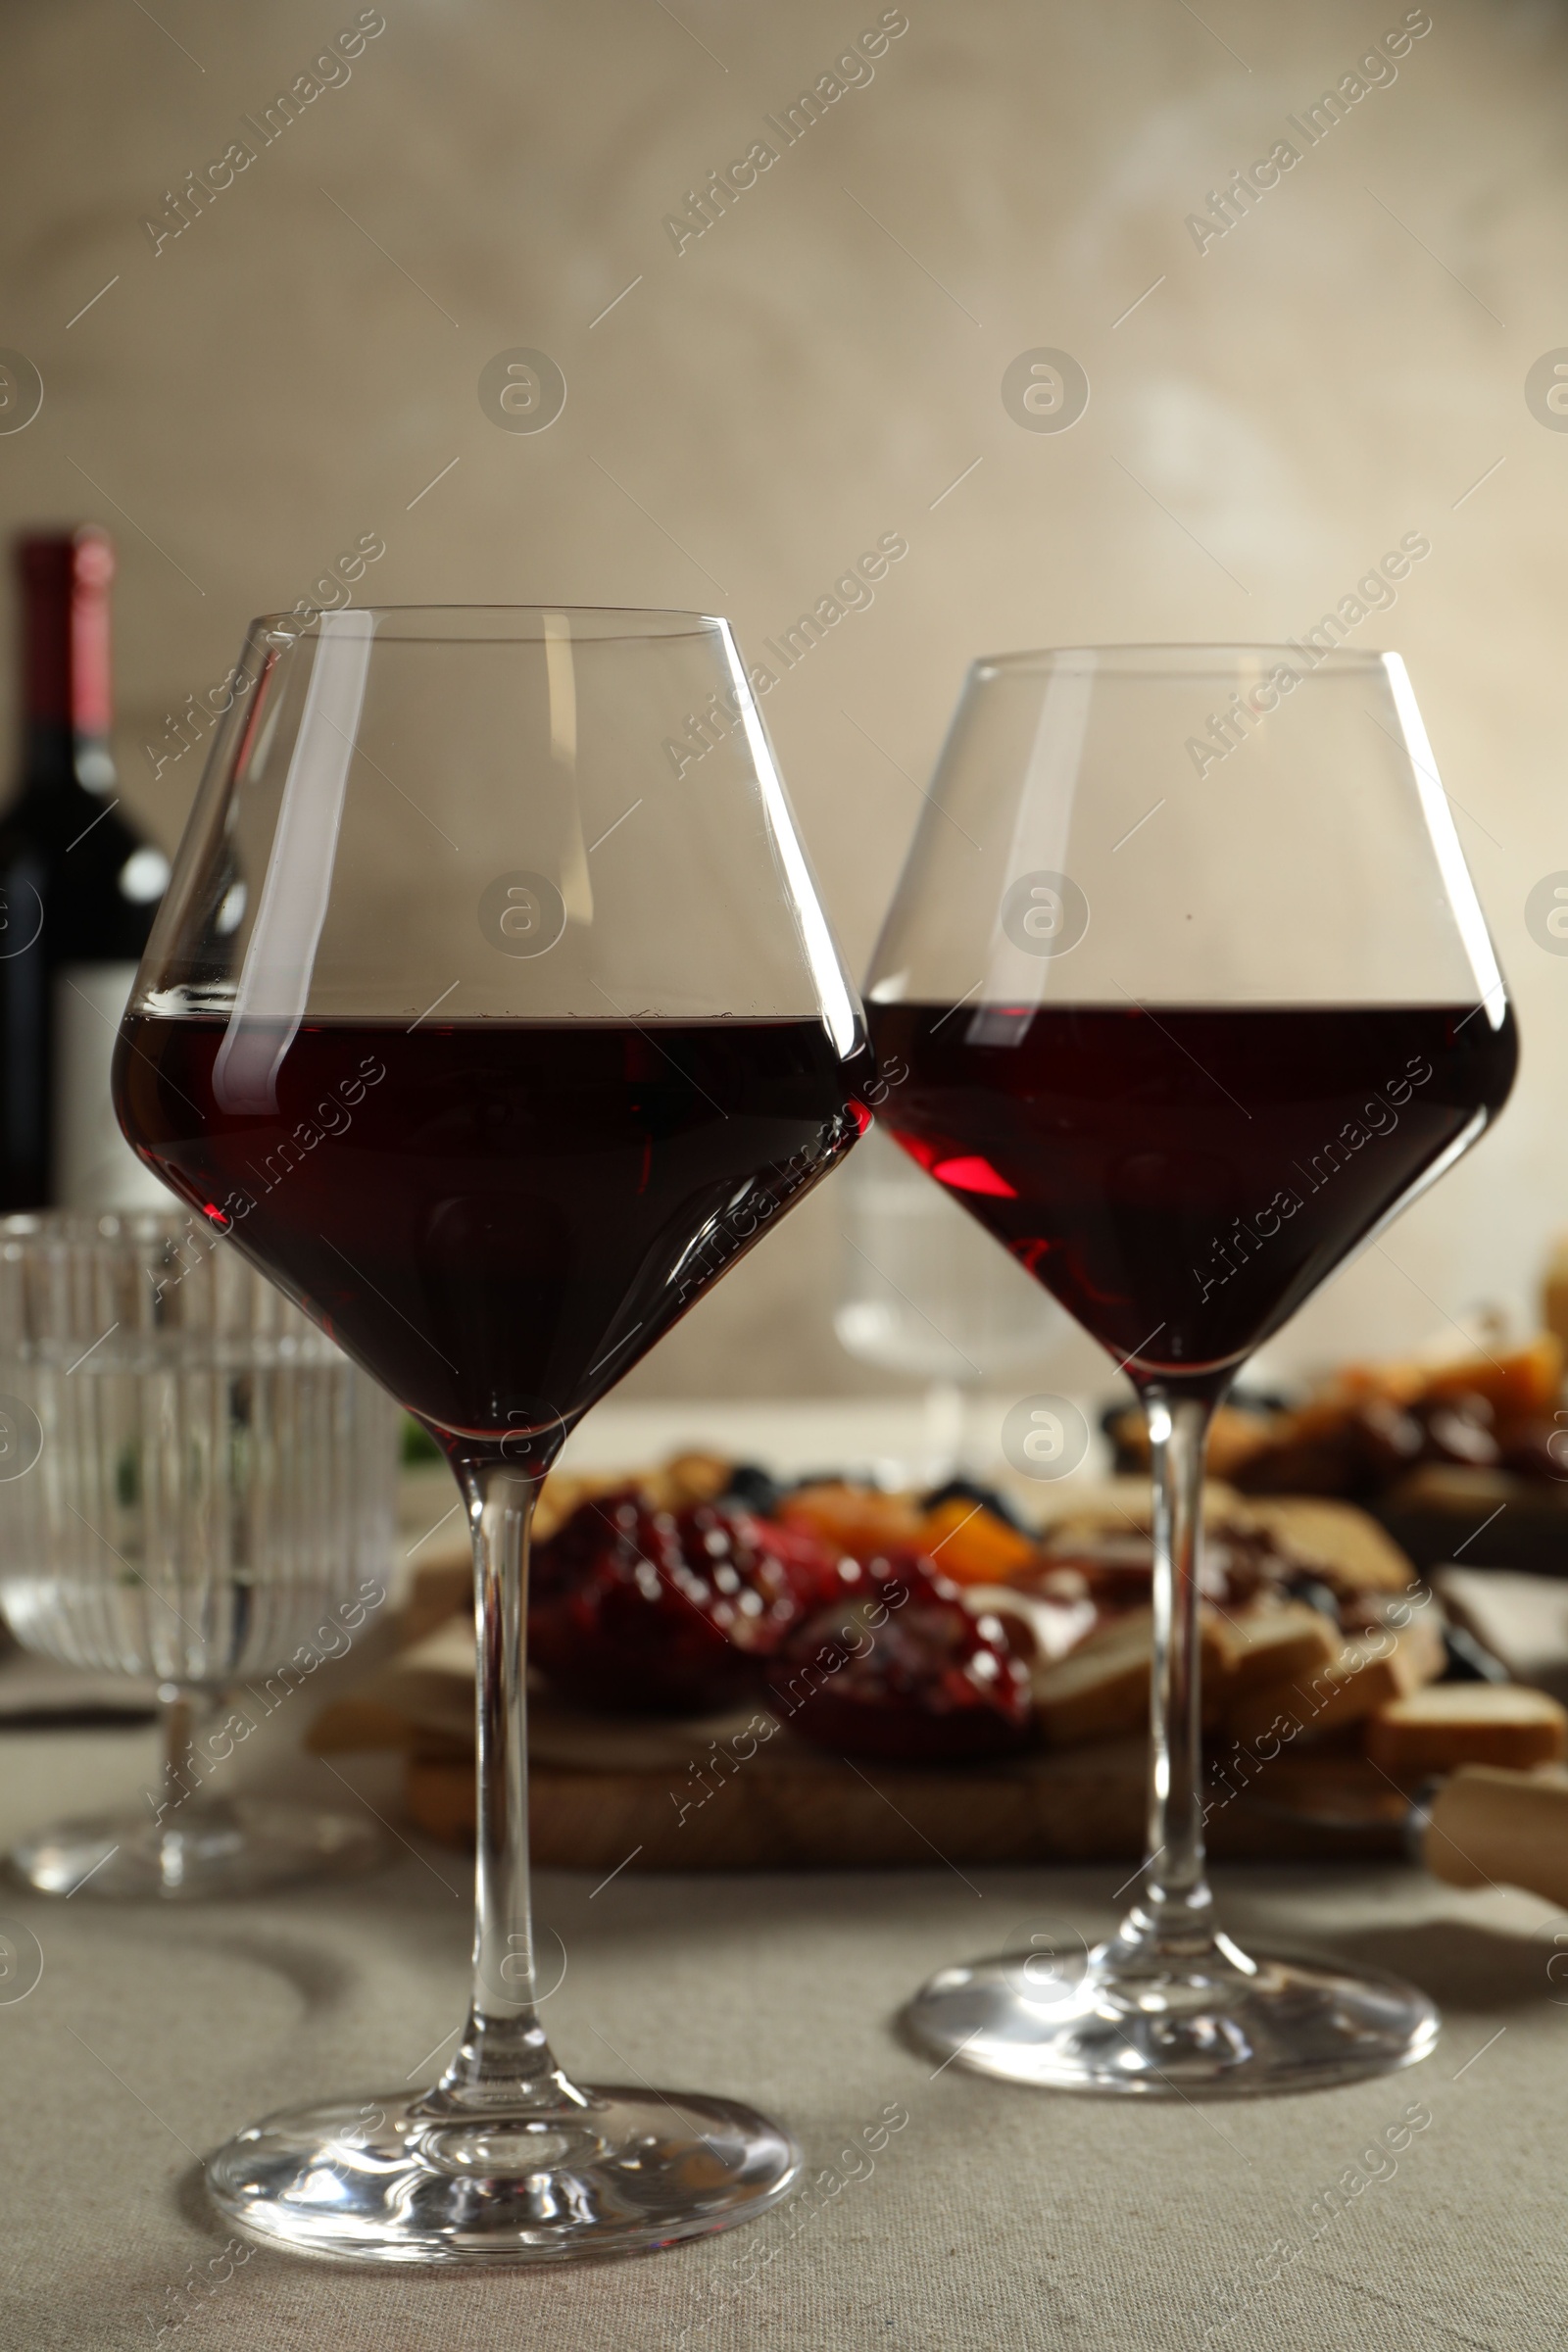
xmin=904 ymin=1934 xmax=1439 ymax=2097
xmin=206 ymin=2086 xmax=803 ymax=2265
xmin=8 ymin=1801 xmax=383 ymax=1899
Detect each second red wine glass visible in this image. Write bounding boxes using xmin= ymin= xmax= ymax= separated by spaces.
xmin=865 ymin=643 xmax=1516 ymax=2096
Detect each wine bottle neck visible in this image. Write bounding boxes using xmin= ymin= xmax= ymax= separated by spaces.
xmin=15 ymin=529 xmax=115 ymax=788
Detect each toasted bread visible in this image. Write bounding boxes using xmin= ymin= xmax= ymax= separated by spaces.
xmin=1366 ymin=1683 xmax=1568 ymax=1774
xmin=1239 ymin=1496 xmax=1417 ymax=1595
xmin=1224 ymin=1618 xmax=1444 ymax=1747
xmin=1207 ymin=1599 xmax=1339 ymax=1695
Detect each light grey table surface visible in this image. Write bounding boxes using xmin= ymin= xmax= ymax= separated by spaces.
xmin=0 ymin=1658 xmax=1562 ymax=2352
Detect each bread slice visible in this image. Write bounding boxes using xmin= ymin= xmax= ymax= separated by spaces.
xmin=1366 ymin=1684 xmax=1568 ymax=1773
xmin=1240 ymin=1497 xmax=1417 ymax=1595
xmin=1223 ymin=1619 xmax=1444 ymax=1747
xmin=1207 ymin=1599 xmax=1339 ymax=1696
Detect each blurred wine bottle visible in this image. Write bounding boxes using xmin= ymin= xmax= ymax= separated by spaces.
xmin=0 ymin=528 xmax=170 ymax=1208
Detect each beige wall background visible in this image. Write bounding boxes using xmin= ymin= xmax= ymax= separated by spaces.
xmin=2 ymin=0 xmax=1564 ymax=1405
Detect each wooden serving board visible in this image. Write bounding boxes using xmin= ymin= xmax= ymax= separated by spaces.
xmin=316 ymin=1591 xmax=1411 ymax=1872
xmin=403 ymin=1703 xmax=1406 ymax=1871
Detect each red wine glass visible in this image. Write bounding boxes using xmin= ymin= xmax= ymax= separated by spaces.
xmin=113 ymin=606 xmax=870 ymax=2258
xmin=865 ymin=644 xmax=1516 ymax=2095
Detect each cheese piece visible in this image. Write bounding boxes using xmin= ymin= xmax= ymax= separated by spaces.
xmin=1032 ymin=1606 xmax=1232 ymax=1746
xmin=1422 ymin=1764 xmax=1568 ymax=1904
xmin=1030 ymin=1627 xmax=1150 ymax=1748
xmin=1433 ymin=1565 xmax=1568 ymax=1690
xmin=1366 ymin=1684 xmax=1568 ymax=1774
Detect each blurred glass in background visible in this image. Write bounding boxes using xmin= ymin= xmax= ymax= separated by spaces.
xmin=835 ymin=1122 xmax=1058 ymax=1481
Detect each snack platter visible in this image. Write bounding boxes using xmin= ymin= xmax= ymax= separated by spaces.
xmin=318 ymin=1434 xmax=1568 ymax=1871
xmin=1108 ymin=1327 xmax=1568 ymax=1573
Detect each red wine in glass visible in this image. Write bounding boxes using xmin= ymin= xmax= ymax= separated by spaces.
xmin=117 ymin=1013 xmax=858 ymax=1451
xmin=867 ymin=1001 xmax=1517 ymax=1383
xmin=864 ymin=642 xmax=1517 ymax=2098
xmin=113 ymin=604 xmax=870 ymax=2264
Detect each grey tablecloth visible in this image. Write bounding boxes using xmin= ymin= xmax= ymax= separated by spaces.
xmin=0 ymin=1704 xmax=1562 ymax=2352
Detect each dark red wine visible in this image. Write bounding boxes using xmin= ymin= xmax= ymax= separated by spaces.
xmin=115 ymin=1015 xmax=866 ymax=1454
xmin=868 ymin=1001 xmax=1516 ymax=1381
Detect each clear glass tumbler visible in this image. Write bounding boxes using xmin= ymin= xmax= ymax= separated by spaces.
xmin=0 ymin=1208 xmax=399 ymax=1897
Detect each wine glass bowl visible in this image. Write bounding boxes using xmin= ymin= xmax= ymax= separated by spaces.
xmin=866 ymin=644 xmax=1514 ymax=2096
xmin=113 ymin=606 xmax=868 ymax=2259
xmin=119 ymin=608 xmax=862 ymax=1460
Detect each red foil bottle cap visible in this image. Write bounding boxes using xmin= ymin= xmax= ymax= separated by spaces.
xmin=17 ymin=527 xmax=114 ymax=735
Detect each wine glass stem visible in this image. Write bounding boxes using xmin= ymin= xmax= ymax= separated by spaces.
xmin=159 ymin=1682 xmax=219 ymax=1801
xmin=429 ymin=1462 xmax=568 ymax=2111
xmin=1132 ymin=1386 xmax=1218 ymax=1952
xmin=153 ymin=1683 xmax=239 ymax=1889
